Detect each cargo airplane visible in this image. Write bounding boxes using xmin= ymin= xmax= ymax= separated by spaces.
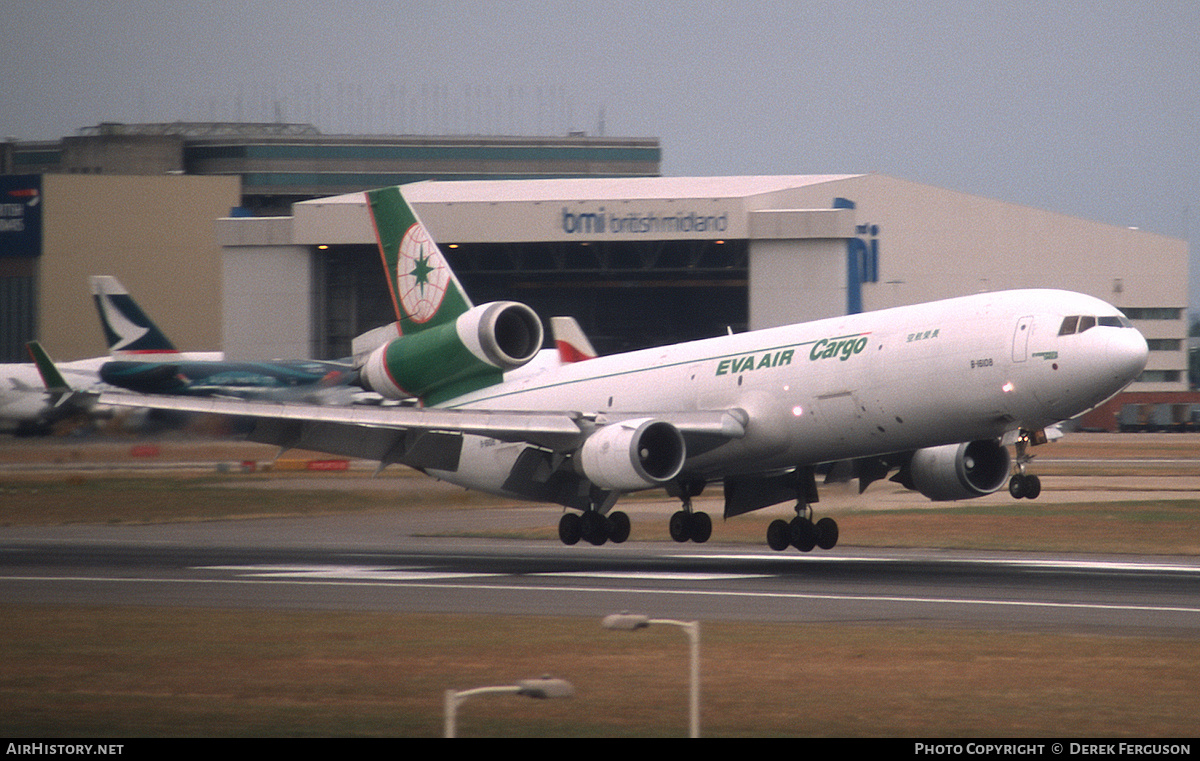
xmin=100 ymin=186 xmax=1149 ymax=551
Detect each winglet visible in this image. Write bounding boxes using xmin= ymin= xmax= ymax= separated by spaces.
xmin=363 ymin=186 xmax=472 ymax=335
xmin=551 ymin=316 xmax=598 ymax=363
xmin=90 ymin=275 xmax=179 ymax=356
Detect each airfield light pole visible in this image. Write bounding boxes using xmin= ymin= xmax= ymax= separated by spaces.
xmin=602 ymin=612 xmax=701 ymax=738
xmin=442 ymin=676 xmax=574 ymax=738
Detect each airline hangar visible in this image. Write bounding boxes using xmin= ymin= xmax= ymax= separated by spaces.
xmin=219 ymin=173 xmax=1189 ymax=428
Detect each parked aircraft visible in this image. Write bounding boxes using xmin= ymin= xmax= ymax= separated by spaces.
xmin=91 ymin=275 xmax=364 ymax=403
xmin=99 ymin=185 xmax=1149 ymax=551
xmin=0 ymin=276 xmax=206 ymax=434
xmin=98 ymin=357 xmax=360 ymax=402
xmin=90 ymin=276 xmax=221 ymax=360
xmin=0 ymin=344 xmax=102 ymax=434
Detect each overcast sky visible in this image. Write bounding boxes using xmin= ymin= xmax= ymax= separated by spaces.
xmin=4 ymin=1 xmax=1198 ymax=308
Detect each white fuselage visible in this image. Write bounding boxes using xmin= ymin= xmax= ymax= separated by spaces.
xmin=0 ymin=357 xmax=106 ymax=430
xmin=432 ymin=289 xmax=1148 ymax=493
xmin=0 ymin=351 xmax=225 ymax=431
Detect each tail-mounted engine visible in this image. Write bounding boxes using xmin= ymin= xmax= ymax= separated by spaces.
xmin=578 ymin=418 xmax=687 ymax=492
xmin=360 ymin=301 xmax=543 ymax=405
xmin=906 ymin=439 xmax=1011 ymax=501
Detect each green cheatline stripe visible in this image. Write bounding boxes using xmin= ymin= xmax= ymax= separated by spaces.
xmin=442 ymin=338 xmax=818 ymax=408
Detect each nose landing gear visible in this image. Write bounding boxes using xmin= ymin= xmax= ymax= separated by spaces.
xmin=668 ymin=477 xmax=712 ymax=543
xmin=1009 ymin=429 xmax=1044 ymax=500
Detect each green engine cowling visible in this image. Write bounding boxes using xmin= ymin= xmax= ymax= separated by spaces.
xmin=360 ymin=301 xmax=544 ymax=405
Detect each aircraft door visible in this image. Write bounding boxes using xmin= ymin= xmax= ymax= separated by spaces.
xmin=1012 ymin=316 xmax=1034 ymax=362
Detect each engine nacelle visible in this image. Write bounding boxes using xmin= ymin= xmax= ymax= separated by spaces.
xmin=579 ymin=418 xmax=686 ymax=492
xmin=361 ymin=301 xmax=543 ymax=404
xmin=908 ymin=439 xmax=1011 ymax=501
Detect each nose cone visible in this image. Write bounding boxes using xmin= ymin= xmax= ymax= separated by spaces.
xmin=1106 ymin=327 xmax=1150 ymax=391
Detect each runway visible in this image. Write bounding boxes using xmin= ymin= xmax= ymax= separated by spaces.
xmin=4 ymin=511 xmax=1200 ymax=635
xmin=4 ymin=432 xmax=1200 ymax=636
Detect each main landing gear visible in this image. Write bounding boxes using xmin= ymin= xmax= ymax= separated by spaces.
xmin=766 ymin=504 xmax=839 ymax=553
xmin=558 ymin=508 xmax=631 ymax=546
xmin=668 ymin=478 xmax=712 ymax=544
xmin=1008 ymin=429 xmax=1043 ymax=500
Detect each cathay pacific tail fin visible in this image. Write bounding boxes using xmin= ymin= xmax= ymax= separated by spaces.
xmin=90 ymin=276 xmax=179 ymax=356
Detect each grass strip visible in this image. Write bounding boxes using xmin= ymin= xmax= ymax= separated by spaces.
xmin=3 ymin=606 xmax=1199 ymax=737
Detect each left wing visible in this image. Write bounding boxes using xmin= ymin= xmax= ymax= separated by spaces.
xmin=96 ymin=392 xmax=745 ymax=473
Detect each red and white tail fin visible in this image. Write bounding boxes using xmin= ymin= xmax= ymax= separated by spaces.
xmin=551 ymin=316 xmax=597 ymax=363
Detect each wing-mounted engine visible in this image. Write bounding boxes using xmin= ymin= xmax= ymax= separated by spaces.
xmin=360 ymin=301 xmax=543 ymax=405
xmin=578 ymin=418 xmax=686 ymax=492
xmin=902 ymin=439 xmax=1011 ymax=501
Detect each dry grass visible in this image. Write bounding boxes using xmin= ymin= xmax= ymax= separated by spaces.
xmin=2 ymin=607 xmax=1199 ymax=737
xmin=5 ymin=472 xmax=1200 ymax=556
xmin=0 ymin=471 xmax=494 ymax=526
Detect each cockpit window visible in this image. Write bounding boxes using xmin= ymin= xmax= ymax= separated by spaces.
xmin=1059 ymin=314 xmax=1133 ymax=335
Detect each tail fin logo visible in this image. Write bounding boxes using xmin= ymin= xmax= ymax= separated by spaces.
xmin=97 ymin=291 xmax=150 ymax=351
xmin=90 ymin=275 xmax=178 ymax=355
xmin=397 ymin=223 xmax=450 ymax=324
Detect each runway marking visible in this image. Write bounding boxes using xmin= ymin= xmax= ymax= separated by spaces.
xmin=199 ymin=564 xmax=503 ymax=581
xmin=691 ymin=553 xmax=1200 ymax=575
xmin=5 ymin=574 xmax=1199 ymax=618
xmin=532 ymin=571 xmax=771 ymax=581
xmin=203 ymin=565 xmax=768 ymax=582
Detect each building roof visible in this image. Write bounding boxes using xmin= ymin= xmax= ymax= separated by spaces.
xmin=298 ymin=174 xmax=863 ymax=207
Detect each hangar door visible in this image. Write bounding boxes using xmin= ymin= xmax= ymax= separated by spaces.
xmin=314 ymin=238 xmax=748 ymax=359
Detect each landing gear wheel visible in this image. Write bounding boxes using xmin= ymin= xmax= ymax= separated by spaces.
xmin=608 ymin=511 xmax=631 ymax=544
xmin=790 ymin=516 xmax=817 ymax=552
xmin=669 ymin=510 xmax=692 ymax=542
xmin=1009 ymin=474 xmax=1042 ymax=500
xmin=814 ymin=517 xmax=839 ymax=550
xmin=767 ymin=519 xmax=791 ymax=551
xmin=558 ymin=513 xmax=582 ymax=545
xmin=580 ymin=510 xmax=610 ymax=546
xmin=689 ymin=512 xmax=712 ymax=543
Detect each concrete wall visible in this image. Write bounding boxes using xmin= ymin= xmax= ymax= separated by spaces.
xmin=748 ymin=238 xmax=845 ymax=329
xmin=222 ymin=243 xmax=314 ymax=361
xmin=40 ymin=174 xmax=241 ymax=360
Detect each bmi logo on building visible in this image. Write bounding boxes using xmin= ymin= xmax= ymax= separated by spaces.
xmin=562 ymin=207 xmax=729 ymax=236
xmin=834 ymin=198 xmax=880 ymax=314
